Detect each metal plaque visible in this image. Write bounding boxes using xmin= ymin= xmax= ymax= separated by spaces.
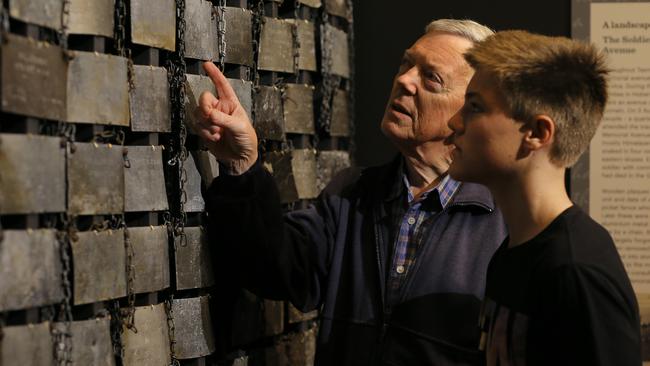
xmin=223 ymin=7 xmax=254 ymax=66
xmin=185 ymin=0 xmax=218 ymax=60
xmin=253 ymin=86 xmax=285 ymax=141
xmin=53 ymin=318 xmax=115 ymax=366
xmin=130 ymin=0 xmax=176 ymax=50
xmin=184 ymin=152 xmax=205 ymax=212
xmin=130 ymin=65 xmax=171 ymax=132
xmin=0 ymin=230 xmax=63 ymax=311
xmin=9 ymin=0 xmax=61 ymax=29
xmin=330 ymin=89 xmax=350 ymax=136
xmin=185 ymin=73 xmax=215 ymax=133
xmin=193 ymin=150 xmax=219 ymax=187
xmin=264 ymin=299 xmax=285 ymax=336
xmin=174 ymin=226 xmax=215 ymax=290
xmin=292 ymin=149 xmax=318 ymax=199
xmin=72 ymin=229 xmax=126 ymax=305
xmin=124 ymin=146 xmax=169 ymax=212
xmin=67 ymin=51 xmax=130 ymax=125
xmin=171 ymin=296 xmax=216 ymax=359
xmin=67 ymin=142 xmax=125 ymax=215
xmin=1 ymin=34 xmax=67 ymax=121
xmin=324 ymin=0 xmax=348 ymax=18
xmin=1 ymin=322 xmax=54 ymax=365
xmin=323 ymin=24 xmax=350 ymax=78
xmin=130 ymin=226 xmax=170 ymax=294
xmin=298 ymin=0 xmax=322 ymax=8
xmin=288 ymin=20 xmax=317 ymax=72
xmin=0 ymin=134 xmax=65 ymax=214
xmin=229 ymin=78 xmax=254 ymax=118
xmin=316 ymin=150 xmax=350 ymax=191
xmin=283 ymin=84 xmax=315 ymax=134
xmin=258 ymin=17 xmax=295 ymax=73
xmin=264 ymin=151 xmax=298 ymax=203
xmin=122 ymin=303 xmax=172 ymax=366
xmin=68 ymin=0 xmax=115 ymax=37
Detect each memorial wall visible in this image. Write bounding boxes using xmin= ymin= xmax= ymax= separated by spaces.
xmin=0 ymin=0 xmax=354 ymax=364
xmin=571 ymin=0 xmax=650 ymax=360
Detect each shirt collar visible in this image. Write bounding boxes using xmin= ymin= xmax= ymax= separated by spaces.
xmin=387 ymin=157 xmax=460 ymax=208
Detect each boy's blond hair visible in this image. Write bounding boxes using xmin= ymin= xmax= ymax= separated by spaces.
xmin=464 ymin=30 xmax=609 ymax=167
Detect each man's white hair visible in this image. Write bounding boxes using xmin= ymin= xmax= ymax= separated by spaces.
xmin=425 ymin=19 xmax=494 ymax=43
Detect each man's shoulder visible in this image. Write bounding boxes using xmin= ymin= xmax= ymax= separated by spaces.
xmin=321 ymin=159 xmax=399 ymax=198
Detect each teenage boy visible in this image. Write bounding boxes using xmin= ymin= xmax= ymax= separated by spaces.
xmin=446 ymin=30 xmax=642 ymax=365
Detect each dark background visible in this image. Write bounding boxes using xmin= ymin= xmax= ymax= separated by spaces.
xmin=352 ymin=0 xmax=571 ymax=167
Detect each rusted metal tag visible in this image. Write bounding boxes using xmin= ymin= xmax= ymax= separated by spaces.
xmin=223 ymin=7 xmax=254 ymax=67
xmin=229 ymin=78 xmax=253 ymax=118
xmin=54 ymin=318 xmax=115 ymax=366
xmin=323 ymin=24 xmax=350 ymax=78
xmin=282 ymin=84 xmax=315 ymax=134
xmin=185 ymin=0 xmax=218 ymax=61
xmin=193 ymin=150 xmax=219 ymax=187
xmin=292 ymin=149 xmax=318 ymax=199
xmin=298 ymin=0 xmax=322 ymax=7
xmin=264 ymin=299 xmax=285 ymax=336
xmin=130 ymin=65 xmax=171 ymax=132
xmin=130 ymin=0 xmax=176 ymax=51
xmin=316 ymin=150 xmax=350 ymax=191
xmin=174 ymin=226 xmax=215 ymax=290
xmin=122 ymin=303 xmax=172 ymax=366
xmin=324 ymin=0 xmax=349 ymax=19
xmin=253 ymin=86 xmax=285 ymax=141
xmin=330 ymin=89 xmax=350 ymax=136
xmin=185 ymin=73 xmax=215 ymax=134
xmin=258 ymin=17 xmax=295 ymax=73
xmin=0 ymin=229 xmax=63 ymax=311
xmin=264 ymin=151 xmax=298 ymax=203
xmin=129 ymin=226 xmax=170 ymax=294
xmin=9 ymin=0 xmax=61 ymax=29
xmin=288 ymin=19 xmax=317 ymax=72
xmin=171 ymin=296 xmax=216 ymax=359
xmin=124 ymin=146 xmax=168 ymax=212
xmin=183 ymin=152 xmax=205 ymax=212
xmin=68 ymin=0 xmax=114 ymax=37
xmin=72 ymin=229 xmax=126 ymax=305
xmin=1 ymin=322 xmax=54 ymax=365
xmin=1 ymin=34 xmax=67 ymax=121
xmin=67 ymin=142 xmax=125 ymax=215
xmin=0 ymin=134 xmax=65 ymax=214
xmin=67 ymin=51 xmax=130 ymax=126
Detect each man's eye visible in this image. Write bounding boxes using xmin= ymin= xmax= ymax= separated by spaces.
xmin=425 ymin=71 xmax=442 ymax=84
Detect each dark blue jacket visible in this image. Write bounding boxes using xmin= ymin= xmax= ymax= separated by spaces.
xmin=206 ymin=156 xmax=507 ymax=365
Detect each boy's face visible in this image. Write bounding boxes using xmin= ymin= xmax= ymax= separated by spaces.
xmin=446 ymin=69 xmax=526 ymax=185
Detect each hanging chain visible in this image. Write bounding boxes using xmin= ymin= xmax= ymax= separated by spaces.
xmin=109 ymin=300 xmax=125 ymax=363
xmin=58 ymin=0 xmax=71 ymax=57
xmin=114 ymin=0 xmax=135 ymax=90
xmin=291 ymin=0 xmax=301 ymax=82
xmin=167 ymin=0 xmax=189 ymax=247
xmin=53 ymin=213 xmax=74 ymax=366
xmin=165 ymin=296 xmax=181 ymax=366
xmin=250 ymin=0 xmax=265 ymax=88
xmin=318 ymin=10 xmax=336 ymax=135
xmin=217 ymin=0 xmax=227 ymax=71
xmin=111 ymin=215 xmax=137 ymax=333
xmin=345 ymin=0 xmax=356 ymax=162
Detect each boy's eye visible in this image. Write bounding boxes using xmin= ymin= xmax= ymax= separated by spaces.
xmin=463 ymin=101 xmax=483 ymax=114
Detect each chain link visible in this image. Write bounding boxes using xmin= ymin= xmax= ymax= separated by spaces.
xmin=114 ymin=0 xmax=135 ymax=90
xmin=217 ymin=0 xmax=227 ymax=71
xmin=250 ymin=0 xmax=265 ymax=88
xmin=318 ymin=10 xmax=336 ymax=135
xmin=345 ymin=0 xmax=356 ymax=162
xmin=291 ymin=1 xmax=301 ymax=82
xmin=59 ymin=0 xmax=71 ymax=58
xmin=165 ymin=296 xmax=181 ymax=366
xmin=112 ymin=215 xmax=138 ymax=333
xmin=53 ymin=213 xmax=74 ymax=366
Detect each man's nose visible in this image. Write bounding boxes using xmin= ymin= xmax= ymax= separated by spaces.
xmin=448 ymin=110 xmax=463 ymax=132
xmin=395 ymin=67 xmax=418 ymax=95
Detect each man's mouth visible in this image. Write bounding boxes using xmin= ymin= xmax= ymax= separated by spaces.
xmin=390 ymin=102 xmax=412 ymax=118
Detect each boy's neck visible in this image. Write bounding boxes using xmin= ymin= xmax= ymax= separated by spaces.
xmin=489 ymin=168 xmax=573 ymax=248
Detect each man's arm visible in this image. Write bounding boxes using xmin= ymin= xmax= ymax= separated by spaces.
xmin=195 ymin=62 xmax=333 ymax=311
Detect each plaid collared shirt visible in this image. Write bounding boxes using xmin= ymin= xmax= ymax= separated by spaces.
xmin=386 ymin=163 xmax=461 ymax=306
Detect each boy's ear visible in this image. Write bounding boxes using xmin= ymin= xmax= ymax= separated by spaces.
xmin=522 ymin=114 xmax=555 ymax=151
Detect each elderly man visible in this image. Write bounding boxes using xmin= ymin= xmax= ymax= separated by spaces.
xmin=195 ymin=19 xmax=506 ymax=365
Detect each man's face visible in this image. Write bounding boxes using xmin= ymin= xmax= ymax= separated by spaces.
xmin=446 ymin=70 xmax=525 ymax=185
xmin=380 ymin=32 xmax=474 ymax=151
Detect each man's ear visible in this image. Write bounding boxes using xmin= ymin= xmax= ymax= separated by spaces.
xmin=522 ymin=114 xmax=555 ymax=151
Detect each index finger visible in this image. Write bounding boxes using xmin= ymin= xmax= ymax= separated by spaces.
xmin=203 ymin=61 xmax=238 ymax=103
